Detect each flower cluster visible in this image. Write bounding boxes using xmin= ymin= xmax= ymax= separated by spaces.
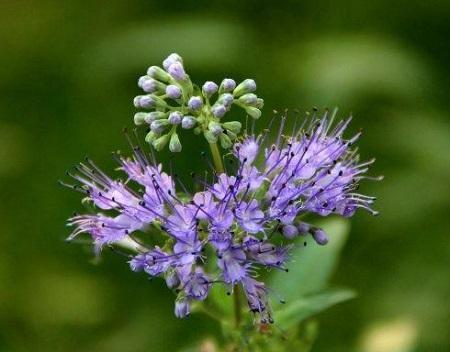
xmin=63 ymin=109 xmax=380 ymax=323
xmin=133 ymin=53 xmax=263 ymax=152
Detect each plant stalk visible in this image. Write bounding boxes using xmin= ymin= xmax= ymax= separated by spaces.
xmin=209 ymin=142 xmax=225 ymax=174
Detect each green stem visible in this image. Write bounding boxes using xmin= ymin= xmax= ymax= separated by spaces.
xmin=209 ymin=142 xmax=224 ymax=174
xmin=233 ymin=285 xmax=242 ymax=328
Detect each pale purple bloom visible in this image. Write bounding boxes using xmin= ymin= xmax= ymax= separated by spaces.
xmin=168 ymin=111 xmax=182 ymax=125
xmin=211 ymin=104 xmax=226 ymax=118
xmin=181 ymin=116 xmax=196 ymax=129
xmin=167 ymin=62 xmax=186 ymax=81
xmin=188 ymin=96 xmax=203 ymax=111
xmin=220 ymin=78 xmax=236 ymax=92
xmin=63 ymin=113 xmax=379 ymax=322
xmin=166 ymin=84 xmax=182 ymax=99
xmin=202 ymin=81 xmax=218 ymax=96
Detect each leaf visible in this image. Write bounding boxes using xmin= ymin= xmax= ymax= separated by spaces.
xmin=269 ymin=217 xmax=350 ymax=303
xmin=275 ymin=288 xmax=356 ymax=329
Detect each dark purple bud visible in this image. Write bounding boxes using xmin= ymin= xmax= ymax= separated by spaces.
xmin=174 ymin=298 xmax=190 ymax=318
xmin=312 ymin=228 xmax=329 ymax=245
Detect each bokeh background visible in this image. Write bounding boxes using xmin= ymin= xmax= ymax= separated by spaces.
xmin=1 ymin=1 xmax=449 ymax=351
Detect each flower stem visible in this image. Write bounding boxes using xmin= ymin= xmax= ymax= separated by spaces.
xmin=209 ymin=142 xmax=224 ymax=174
xmin=233 ymin=285 xmax=242 ymax=328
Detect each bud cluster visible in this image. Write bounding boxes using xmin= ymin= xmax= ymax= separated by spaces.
xmin=133 ymin=53 xmax=264 ymax=152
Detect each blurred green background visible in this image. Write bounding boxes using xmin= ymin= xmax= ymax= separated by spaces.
xmin=1 ymin=1 xmax=449 ymax=351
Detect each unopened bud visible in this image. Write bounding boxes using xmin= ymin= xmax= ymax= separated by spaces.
xmin=238 ymin=93 xmax=258 ymax=106
xmin=152 ymin=134 xmax=170 ymax=151
xmin=134 ymin=112 xmax=147 ymax=125
xmin=169 ymin=133 xmax=182 ymax=152
xmin=162 ymin=53 xmax=183 ymax=71
xmin=167 ymin=62 xmax=187 ymax=81
xmin=188 ymin=96 xmax=203 ymax=111
xmin=211 ymin=104 xmax=227 ymax=118
xmin=219 ymin=134 xmax=232 ymax=149
xmin=165 ymin=269 xmax=180 ymax=289
xmin=165 ymin=84 xmax=182 ymax=99
xmin=150 ymin=119 xmax=169 ymax=134
xmin=181 ymin=116 xmax=197 ymax=129
xmin=282 ymin=224 xmax=299 ymax=239
xmin=297 ymin=222 xmax=311 ymax=235
xmin=208 ymin=121 xmax=223 ymax=136
xmin=222 ymin=121 xmax=242 ymax=134
xmin=147 ymin=66 xmax=171 ymax=82
xmin=145 ymin=131 xmax=157 ymax=143
xmin=145 ymin=111 xmax=167 ymax=123
xmin=244 ymin=106 xmax=261 ymax=119
xmin=142 ymin=78 xmax=165 ymax=93
xmin=202 ymin=81 xmax=218 ymax=97
xmin=255 ymin=98 xmax=264 ymax=109
xmin=312 ymin=228 xmax=329 ymax=245
xmin=168 ymin=111 xmax=182 ymax=125
xmin=219 ymin=78 xmax=236 ymax=93
xmin=218 ymin=93 xmax=234 ymax=107
xmin=233 ymin=79 xmax=256 ymax=97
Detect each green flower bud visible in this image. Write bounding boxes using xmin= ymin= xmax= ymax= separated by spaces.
xmin=245 ymin=106 xmax=261 ymax=119
xmin=145 ymin=130 xmax=157 ymax=144
xmin=255 ymin=98 xmax=264 ymax=109
xmin=233 ymin=79 xmax=256 ymax=97
xmin=238 ymin=93 xmax=258 ymax=106
xmin=152 ymin=134 xmax=170 ymax=151
xmin=134 ymin=112 xmax=148 ymax=125
xmin=222 ymin=121 xmax=242 ymax=134
xmin=208 ymin=121 xmax=223 ymax=136
xmin=146 ymin=111 xmax=168 ymax=123
xmin=147 ymin=66 xmax=171 ymax=83
xmin=204 ymin=130 xmax=218 ymax=144
xmin=226 ymin=130 xmax=237 ymax=140
xmin=169 ymin=133 xmax=182 ymax=152
xmin=219 ymin=134 xmax=232 ymax=149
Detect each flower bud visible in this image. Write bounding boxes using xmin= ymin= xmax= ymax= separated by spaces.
xmin=233 ymin=79 xmax=256 ymax=97
xmin=174 ymin=298 xmax=190 ymax=318
xmin=145 ymin=130 xmax=157 ymax=143
xmin=219 ymin=134 xmax=232 ymax=149
xmin=211 ymin=104 xmax=226 ymax=118
xmin=202 ymin=81 xmax=218 ymax=97
xmin=204 ymin=130 xmax=218 ymax=144
xmin=152 ymin=134 xmax=170 ymax=151
xmin=244 ymin=106 xmax=261 ymax=119
xmin=150 ymin=119 xmax=169 ymax=134
xmin=168 ymin=111 xmax=182 ymax=125
xmin=181 ymin=116 xmax=197 ymax=129
xmin=282 ymin=224 xmax=299 ymax=239
xmin=169 ymin=133 xmax=182 ymax=152
xmin=218 ymin=93 xmax=234 ymax=107
xmin=145 ymin=111 xmax=167 ymax=123
xmin=208 ymin=121 xmax=223 ymax=136
xmin=142 ymin=78 xmax=165 ymax=93
xmin=188 ymin=96 xmax=203 ymax=111
xmin=167 ymin=62 xmax=187 ymax=81
xmin=219 ymin=78 xmax=236 ymax=93
xmin=134 ymin=95 xmax=167 ymax=109
xmin=222 ymin=121 xmax=242 ymax=134
xmin=133 ymin=112 xmax=147 ymax=125
xmin=165 ymin=84 xmax=182 ymax=99
xmin=255 ymin=98 xmax=264 ymax=109
xmin=137 ymin=75 xmax=149 ymax=88
xmin=147 ymin=66 xmax=171 ymax=82
xmin=297 ymin=222 xmax=311 ymax=235
xmin=165 ymin=269 xmax=180 ymax=289
xmin=162 ymin=53 xmax=183 ymax=70
xmin=311 ymin=228 xmax=329 ymax=245
xmin=238 ymin=93 xmax=258 ymax=106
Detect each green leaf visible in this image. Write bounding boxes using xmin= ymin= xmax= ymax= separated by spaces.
xmin=269 ymin=217 xmax=350 ymax=302
xmin=276 ymin=288 xmax=356 ymax=329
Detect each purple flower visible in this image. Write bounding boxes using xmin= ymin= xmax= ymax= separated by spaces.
xmin=162 ymin=53 xmax=183 ymax=70
xmin=211 ymin=104 xmax=227 ymax=118
xmin=202 ymin=81 xmax=218 ymax=96
xmin=220 ymin=78 xmax=236 ymax=92
xmin=168 ymin=111 xmax=182 ymax=125
xmin=165 ymin=84 xmax=182 ymax=99
xmin=63 ymin=112 xmax=379 ymax=323
xmin=188 ymin=96 xmax=203 ymax=111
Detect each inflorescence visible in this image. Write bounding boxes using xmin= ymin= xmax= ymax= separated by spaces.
xmin=62 ymin=54 xmax=381 ymax=324
xmin=133 ymin=53 xmax=263 ymax=152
